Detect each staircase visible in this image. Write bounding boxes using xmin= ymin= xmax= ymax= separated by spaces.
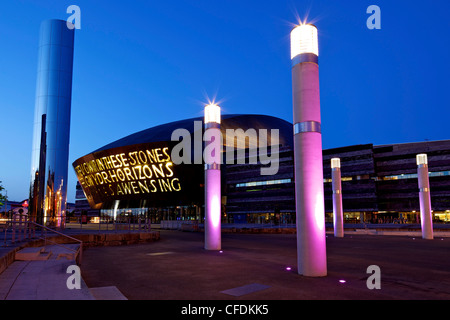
xmin=15 ymin=247 xmax=52 ymax=261
xmin=1 ymin=220 xmax=127 ymax=300
xmin=15 ymin=244 xmax=80 ymax=262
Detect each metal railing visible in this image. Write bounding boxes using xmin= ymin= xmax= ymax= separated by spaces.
xmin=2 ymin=214 xmax=83 ymax=265
xmin=66 ymin=215 xmax=152 ymax=232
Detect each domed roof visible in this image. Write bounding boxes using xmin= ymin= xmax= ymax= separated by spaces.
xmin=93 ymin=114 xmax=293 ymax=153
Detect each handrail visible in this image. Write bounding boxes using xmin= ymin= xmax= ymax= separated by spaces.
xmin=28 ymin=221 xmax=82 ymax=245
xmin=36 ymin=235 xmax=78 ymax=254
xmin=3 ymin=218 xmax=83 ymax=265
xmin=28 ymin=221 xmax=83 ymax=265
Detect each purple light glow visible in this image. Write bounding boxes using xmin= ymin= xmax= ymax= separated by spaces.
xmin=204 ymin=167 xmax=221 ymax=250
xmin=286 ymin=267 xmax=292 ymax=271
xmin=204 ymin=102 xmax=221 ymax=251
xmin=339 ymin=280 xmax=346 ymax=284
xmin=291 ymin=23 xmax=327 ymax=277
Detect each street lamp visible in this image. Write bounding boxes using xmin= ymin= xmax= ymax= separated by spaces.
xmin=331 ymin=158 xmax=344 ymax=238
xmin=291 ymin=23 xmax=327 ymax=276
xmin=416 ymin=154 xmax=433 ymax=239
xmin=204 ymin=103 xmax=222 ymax=250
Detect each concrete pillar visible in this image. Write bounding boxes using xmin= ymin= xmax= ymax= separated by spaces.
xmin=331 ymin=158 xmax=344 ymax=238
xmin=291 ymin=24 xmax=327 ymax=276
xmin=204 ymin=103 xmax=222 ymax=250
xmin=417 ymin=154 xmax=433 ymax=239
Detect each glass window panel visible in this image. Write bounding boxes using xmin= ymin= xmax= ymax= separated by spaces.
xmin=49 ymin=45 xmax=62 ymax=71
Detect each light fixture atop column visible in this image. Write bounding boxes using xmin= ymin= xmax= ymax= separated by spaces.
xmin=290 ymin=23 xmax=319 ymax=58
xmin=205 ymin=103 xmax=221 ymax=125
xmin=331 ymin=158 xmax=341 ymax=169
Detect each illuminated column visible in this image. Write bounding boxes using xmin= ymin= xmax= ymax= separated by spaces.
xmin=417 ymin=154 xmax=433 ymax=240
xmin=291 ymin=24 xmax=327 ymax=276
xmin=204 ymin=103 xmax=222 ymax=250
xmin=331 ymin=158 xmax=344 ymax=238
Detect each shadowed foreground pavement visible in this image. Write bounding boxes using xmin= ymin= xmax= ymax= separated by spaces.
xmin=80 ymin=230 xmax=450 ymax=300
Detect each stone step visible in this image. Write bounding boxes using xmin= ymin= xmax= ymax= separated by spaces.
xmin=89 ymin=286 xmax=128 ymax=300
xmin=46 ymin=244 xmax=80 ymax=261
xmin=15 ymin=247 xmax=51 ymax=261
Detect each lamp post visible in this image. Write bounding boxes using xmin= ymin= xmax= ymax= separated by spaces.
xmin=331 ymin=158 xmax=344 ymax=238
xmin=416 ymin=154 xmax=433 ymax=240
xmin=291 ymin=24 xmax=327 ymax=276
xmin=204 ymin=103 xmax=222 ymax=250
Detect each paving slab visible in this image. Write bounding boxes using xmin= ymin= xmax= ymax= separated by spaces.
xmin=89 ymin=286 xmax=128 ymax=300
xmin=0 ymin=249 xmax=94 ymax=300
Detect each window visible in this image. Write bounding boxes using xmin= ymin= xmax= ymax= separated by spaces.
xmin=236 ymin=179 xmax=292 ymax=188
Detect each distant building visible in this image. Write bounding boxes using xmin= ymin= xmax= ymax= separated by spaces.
xmin=1 ymin=200 xmax=29 ymax=216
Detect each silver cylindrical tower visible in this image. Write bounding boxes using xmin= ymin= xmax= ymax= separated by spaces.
xmin=29 ymin=19 xmax=75 ymax=228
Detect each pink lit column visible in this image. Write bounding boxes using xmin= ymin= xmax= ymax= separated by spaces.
xmin=204 ymin=104 xmax=222 ymax=250
xmin=331 ymin=158 xmax=344 ymax=238
xmin=417 ymin=154 xmax=433 ymax=240
xmin=291 ymin=24 xmax=327 ymax=276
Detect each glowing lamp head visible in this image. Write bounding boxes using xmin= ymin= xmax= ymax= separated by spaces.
xmin=204 ymin=103 xmax=221 ymax=124
xmin=416 ymin=154 xmax=428 ymax=165
xmin=331 ymin=158 xmax=341 ymax=169
xmin=290 ymin=24 xmax=318 ymax=59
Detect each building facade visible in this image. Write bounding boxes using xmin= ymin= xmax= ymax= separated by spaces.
xmin=73 ymin=115 xmax=450 ymax=225
xmin=322 ymin=140 xmax=450 ymax=224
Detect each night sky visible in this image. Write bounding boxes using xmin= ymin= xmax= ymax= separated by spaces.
xmin=1 ymin=0 xmax=449 ymax=203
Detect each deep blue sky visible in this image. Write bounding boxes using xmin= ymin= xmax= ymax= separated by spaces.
xmin=1 ymin=0 xmax=449 ymax=203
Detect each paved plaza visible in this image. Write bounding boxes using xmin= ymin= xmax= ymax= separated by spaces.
xmin=80 ymin=230 xmax=450 ymax=300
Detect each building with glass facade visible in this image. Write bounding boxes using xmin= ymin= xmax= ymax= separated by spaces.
xmin=73 ymin=114 xmax=292 ymax=223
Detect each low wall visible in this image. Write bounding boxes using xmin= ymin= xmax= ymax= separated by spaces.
xmin=218 ymin=226 xmax=450 ymax=236
xmin=161 ymin=220 xmax=199 ymax=232
xmin=24 ymin=231 xmax=160 ymax=248
xmin=71 ymin=231 xmax=160 ymax=248
xmin=222 ymin=227 xmax=297 ymax=234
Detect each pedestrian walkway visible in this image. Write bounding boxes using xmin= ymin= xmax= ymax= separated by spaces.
xmin=0 ymin=244 xmax=127 ymax=300
xmin=1 ymin=226 xmax=450 ymax=300
xmin=80 ymin=230 xmax=450 ymax=300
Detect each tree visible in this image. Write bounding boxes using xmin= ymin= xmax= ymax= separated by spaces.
xmin=0 ymin=181 xmax=6 ymax=207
